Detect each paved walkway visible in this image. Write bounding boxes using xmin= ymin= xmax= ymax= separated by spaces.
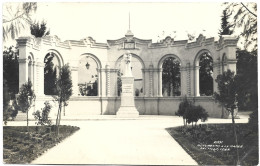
xmin=6 ymin=115 xmax=249 ymax=165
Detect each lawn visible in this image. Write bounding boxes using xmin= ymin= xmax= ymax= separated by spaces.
xmin=166 ymin=123 xmax=258 ymax=165
xmin=3 ymin=125 xmax=80 ymax=164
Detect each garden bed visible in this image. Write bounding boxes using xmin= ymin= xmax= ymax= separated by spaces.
xmin=3 ymin=125 xmax=80 ymax=164
xmin=166 ymin=123 xmax=258 ymax=165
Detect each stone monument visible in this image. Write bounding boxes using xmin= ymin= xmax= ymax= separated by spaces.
xmin=116 ymin=51 xmax=139 ymax=118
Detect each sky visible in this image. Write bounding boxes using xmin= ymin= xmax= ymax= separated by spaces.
xmin=3 ymin=2 xmax=224 ymax=45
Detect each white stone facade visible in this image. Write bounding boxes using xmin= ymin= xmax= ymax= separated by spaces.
xmin=16 ymin=31 xmax=238 ymax=118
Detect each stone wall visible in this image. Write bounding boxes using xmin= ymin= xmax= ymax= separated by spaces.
xmin=27 ymin=96 xmax=222 ymax=119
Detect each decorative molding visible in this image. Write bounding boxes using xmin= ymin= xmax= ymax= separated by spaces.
xmin=18 ymin=58 xmax=28 ymax=63
xmin=215 ymin=35 xmax=239 ymax=50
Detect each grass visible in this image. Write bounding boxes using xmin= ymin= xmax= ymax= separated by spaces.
xmin=3 ymin=125 xmax=80 ymax=164
xmin=166 ymin=123 xmax=258 ymax=165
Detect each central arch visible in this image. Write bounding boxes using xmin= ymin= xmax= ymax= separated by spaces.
xmin=115 ymin=53 xmax=145 ymax=96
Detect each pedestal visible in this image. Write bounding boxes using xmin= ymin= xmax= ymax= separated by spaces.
xmin=117 ymin=76 xmax=139 ymax=118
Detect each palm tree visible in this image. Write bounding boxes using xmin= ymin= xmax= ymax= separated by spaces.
xmin=3 ymin=2 xmax=37 ymax=41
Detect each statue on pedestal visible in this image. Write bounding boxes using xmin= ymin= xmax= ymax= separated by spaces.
xmin=116 ymin=50 xmax=139 ymax=118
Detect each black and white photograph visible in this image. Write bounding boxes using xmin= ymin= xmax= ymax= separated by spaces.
xmin=2 ymin=1 xmax=258 ymax=165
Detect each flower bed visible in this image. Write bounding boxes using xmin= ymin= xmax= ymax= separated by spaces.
xmin=166 ymin=123 xmax=258 ymax=165
xmin=3 ymin=125 xmax=80 ymax=164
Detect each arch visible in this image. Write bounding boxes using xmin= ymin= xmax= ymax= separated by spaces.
xmin=43 ymin=50 xmax=64 ymax=95
xmin=115 ymin=53 xmax=144 ymax=96
xmin=158 ymin=54 xmax=182 ymax=69
xmin=80 ymin=53 xmax=102 ymax=69
xmin=115 ymin=53 xmax=145 ymax=69
xmin=46 ymin=49 xmax=64 ymax=67
xmin=78 ymin=53 xmax=102 ymax=96
xmin=158 ymin=54 xmax=182 ymax=97
xmin=194 ymin=49 xmax=214 ymax=96
xmin=194 ymin=49 xmax=212 ymax=66
xmin=28 ymin=52 xmax=34 ymax=61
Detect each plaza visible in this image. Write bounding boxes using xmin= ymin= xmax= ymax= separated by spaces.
xmin=5 ymin=115 xmax=249 ymax=165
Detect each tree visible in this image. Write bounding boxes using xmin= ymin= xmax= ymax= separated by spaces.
xmin=54 ymin=64 xmax=73 ymax=135
xmin=3 ymin=79 xmax=11 ymax=124
xmin=213 ymin=69 xmax=240 ymax=164
xmin=33 ymin=101 xmax=52 ymax=126
xmin=219 ymin=9 xmax=233 ymax=35
xmin=3 ymin=2 xmax=37 ymax=41
xmin=30 ymin=20 xmax=50 ymax=38
xmin=17 ymin=81 xmax=36 ymax=133
xmin=236 ymin=49 xmax=257 ymax=111
xmin=44 ymin=54 xmax=57 ymax=95
xmin=224 ymin=2 xmax=257 ymax=51
xmin=3 ymin=46 xmax=19 ymax=99
xmin=162 ymin=57 xmax=181 ymax=96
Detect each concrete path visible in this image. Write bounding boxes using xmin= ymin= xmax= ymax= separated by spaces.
xmin=6 ymin=116 xmax=248 ymax=165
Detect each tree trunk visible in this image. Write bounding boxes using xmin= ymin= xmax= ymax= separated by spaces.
xmin=231 ymin=110 xmax=240 ymax=165
xmin=56 ymin=104 xmax=61 ymax=136
xmin=63 ymin=103 xmax=65 ymax=116
xmin=59 ymin=104 xmax=62 ymax=126
xmin=27 ymin=109 xmax=29 ymax=135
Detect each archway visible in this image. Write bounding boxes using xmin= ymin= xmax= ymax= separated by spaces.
xmin=115 ymin=54 xmax=144 ymax=96
xmin=78 ymin=54 xmax=101 ymax=96
xmin=159 ymin=55 xmax=181 ymax=97
xmin=222 ymin=53 xmax=227 ymax=73
xmin=194 ymin=50 xmax=213 ymax=96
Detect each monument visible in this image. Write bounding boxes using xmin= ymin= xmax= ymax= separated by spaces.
xmin=116 ymin=51 xmax=139 ymax=118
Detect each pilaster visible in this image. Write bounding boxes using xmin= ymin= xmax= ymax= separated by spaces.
xmin=71 ymin=66 xmax=79 ymax=96
xmin=18 ymin=58 xmax=29 ymax=90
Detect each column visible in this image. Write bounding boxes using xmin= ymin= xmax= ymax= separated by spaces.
xmin=18 ymin=58 xmax=28 ymax=90
xmin=106 ymin=65 xmax=110 ymax=97
xmin=71 ymin=66 xmax=79 ymax=96
xmin=101 ymin=69 xmax=107 ymax=97
xmin=149 ymin=65 xmax=153 ymax=97
xmin=97 ymin=69 xmax=101 ymax=97
xmin=32 ymin=61 xmax=37 ymax=92
xmin=194 ymin=65 xmax=200 ymax=96
xmin=153 ymin=69 xmax=158 ymax=97
xmin=186 ymin=63 xmax=191 ymax=96
xmin=36 ymin=61 xmax=45 ymax=96
xmin=180 ymin=66 xmax=186 ymax=96
xmin=141 ymin=69 xmax=145 ymax=96
xmin=158 ymin=68 xmax=163 ymax=97
xmin=213 ymin=58 xmax=221 ymax=93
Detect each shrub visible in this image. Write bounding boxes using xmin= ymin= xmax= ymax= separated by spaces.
xmin=176 ymin=96 xmax=193 ymax=125
xmin=176 ymin=96 xmax=208 ymax=127
xmin=33 ymin=101 xmax=52 ymax=126
xmin=186 ymin=105 xmax=209 ymax=127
